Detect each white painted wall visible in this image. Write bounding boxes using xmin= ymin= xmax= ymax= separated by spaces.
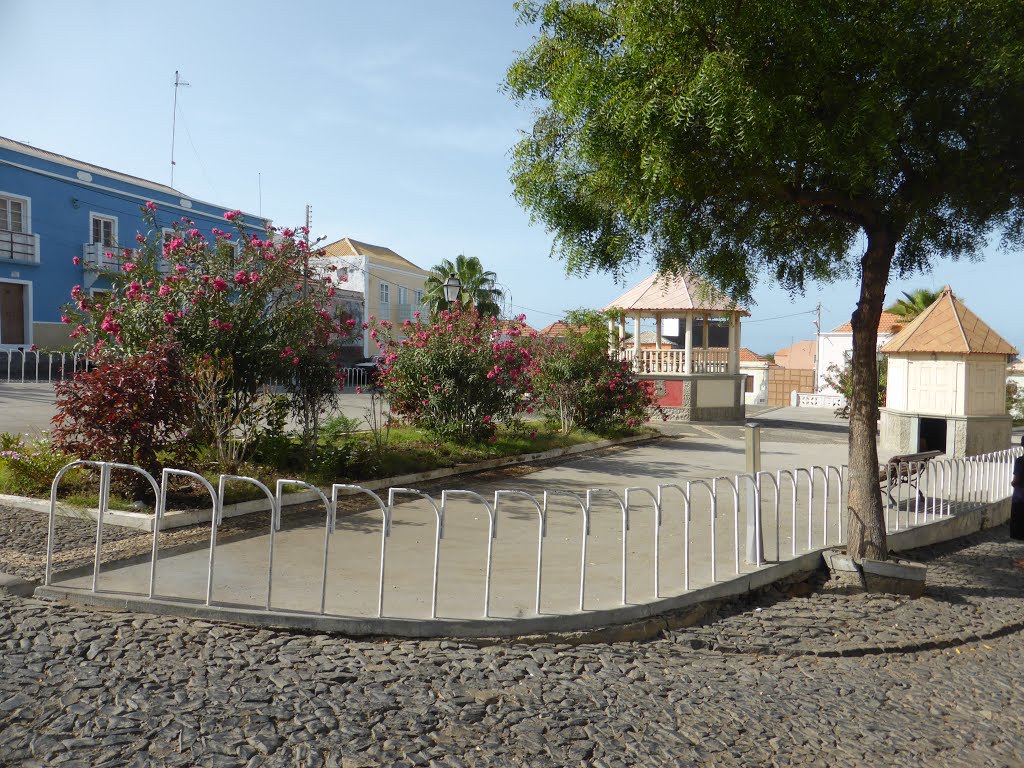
xmin=816 ymin=330 xmax=896 ymax=394
xmin=740 ymin=361 xmax=769 ymax=405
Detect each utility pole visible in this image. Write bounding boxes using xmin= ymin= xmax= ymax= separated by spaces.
xmin=303 ymin=204 xmax=312 ymax=299
xmin=813 ymin=302 xmax=822 ymax=393
xmin=170 ymin=71 xmax=190 ymax=188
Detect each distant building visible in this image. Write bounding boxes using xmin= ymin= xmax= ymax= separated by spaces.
xmin=317 ymin=237 xmax=431 ymax=358
xmin=816 ymin=311 xmax=906 ymax=394
xmin=0 ymin=135 xmax=258 ymax=350
xmin=774 ymin=339 xmax=816 ymax=370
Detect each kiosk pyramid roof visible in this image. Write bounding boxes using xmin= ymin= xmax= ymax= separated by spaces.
xmin=880 ymin=286 xmax=1017 ymax=356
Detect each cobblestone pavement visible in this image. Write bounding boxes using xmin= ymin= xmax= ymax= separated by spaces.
xmin=2 ymin=512 xmax=1024 ymax=766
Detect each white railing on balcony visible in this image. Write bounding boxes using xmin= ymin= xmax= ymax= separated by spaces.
xmin=82 ymin=244 xmax=170 ymax=275
xmin=620 ymin=347 xmax=731 ymax=375
xmin=0 ymin=230 xmax=39 ymax=263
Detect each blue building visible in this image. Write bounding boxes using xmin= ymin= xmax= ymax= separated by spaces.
xmin=0 ymin=136 xmax=260 ymax=350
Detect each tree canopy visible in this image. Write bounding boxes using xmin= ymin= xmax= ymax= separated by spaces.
xmin=507 ymin=0 xmax=1024 ymax=560
xmin=423 ymin=254 xmax=504 ymax=318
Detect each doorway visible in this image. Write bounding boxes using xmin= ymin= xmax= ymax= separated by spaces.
xmin=918 ymin=417 xmax=947 ymax=453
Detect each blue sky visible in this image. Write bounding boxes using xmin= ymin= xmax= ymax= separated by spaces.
xmin=3 ymin=0 xmax=1020 ymax=355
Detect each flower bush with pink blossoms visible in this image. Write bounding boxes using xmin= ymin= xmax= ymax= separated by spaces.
xmin=532 ymin=309 xmax=660 ymax=435
xmin=375 ymin=310 xmax=536 ymax=442
xmin=61 ymin=205 xmax=356 ymax=470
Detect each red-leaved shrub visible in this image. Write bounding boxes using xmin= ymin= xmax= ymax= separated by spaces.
xmin=51 ymin=344 xmax=196 ymax=493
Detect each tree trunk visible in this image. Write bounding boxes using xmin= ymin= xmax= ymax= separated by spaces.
xmin=845 ymin=229 xmax=894 ymax=561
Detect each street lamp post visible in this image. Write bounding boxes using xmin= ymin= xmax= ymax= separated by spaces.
xmin=442 ymin=273 xmax=462 ymax=306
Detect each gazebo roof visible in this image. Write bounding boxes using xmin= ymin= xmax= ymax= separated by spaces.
xmin=880 ymin=286 xmax=1018 ymax=356
xmin=603 ymin=272 xmax=748 ymax=315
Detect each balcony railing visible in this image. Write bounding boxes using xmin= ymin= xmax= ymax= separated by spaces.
xmin=82 ymin=243 xmax=170 ymax=274
xmin=0 ymin=230 xmax=39 ymax=263
xmin=619 ymin=347 xmax=731 ymax=375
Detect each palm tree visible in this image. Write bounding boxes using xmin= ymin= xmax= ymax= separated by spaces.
xmin=423 ymin=254 xmax=504 ymax=318
xmin=885 ymin=288 xmax=941 ymax=321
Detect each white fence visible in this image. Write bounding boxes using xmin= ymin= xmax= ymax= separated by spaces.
xmin=792 ymin=391 xmax=847 ymax=409
xmin=44 ymin=447 xmax=1022 ymax=622
xmin=0 ymin=350 xmax=91 ymax=383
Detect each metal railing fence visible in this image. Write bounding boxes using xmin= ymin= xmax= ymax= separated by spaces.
xmin=44 ymin=446 xmax=1023 ymax=621
xmin=0 ymin=350 xmax=91 ymax=383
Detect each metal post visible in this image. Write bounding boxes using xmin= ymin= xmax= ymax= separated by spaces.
xmin=744 ymin=424 xmax=763 ymax=564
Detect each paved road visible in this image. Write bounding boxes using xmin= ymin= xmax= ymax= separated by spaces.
xmin=2 ymin=527 xmax=1023 ymax=766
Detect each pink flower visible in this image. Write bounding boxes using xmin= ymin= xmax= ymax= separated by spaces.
xmin=136 ymin=234 xmax=145 ymax=244
xmin=122 ymin=262 xmax=136 ymax=273
xmin=482 ymin=415 xmax=492 ymax=424
xmin=292 ymin=357 xmax=300 ymax=365
xmin=356 ymin=386 xmax=362 ymax=394
xmin=175 ymin=264 xmax=188 ymax=274
xmin=212 ymin=277 xmax=228 ymax=292
xmin=72 ymin=256 xmax=81 ymax=265
xmin=145 ymin=201 xmax=158 ymax=211
xmin=233 ymin=270 xmax=249 ymax=285
xmin=224 ymin=210 xmax=241 ymax=221
xmin=163 ymin=312 xmax=175 ymax=325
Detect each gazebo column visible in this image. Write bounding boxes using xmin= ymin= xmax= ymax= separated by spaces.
xmin=633 ymin=314 xmax=641 ymax=360
xmin=728 ymin=314 xmax=739 ymax=374
xmin=654 ymin=313 xmax=662 ymax=373
xmin=684 ymin=315 xmax=694 ymax=375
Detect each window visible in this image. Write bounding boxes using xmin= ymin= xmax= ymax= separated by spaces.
xmin=413 ymin=289 xmax=423 ymax=306
xmin=0 ymin=194 xmax=27 ymax=233
xmin=380 ymin=282 xmax=390 ymax=305
xmin=745 ymin=375 xmax=755 ymax=393
xmin=90 ymin=214 xmax=117 ymax=247
xmin=398 ymin=286 xmax=409 ymax=305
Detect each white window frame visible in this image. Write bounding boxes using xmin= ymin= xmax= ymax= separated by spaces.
xmin=0 ymin=191 xmax=31 ymax=234
xmin=379 ymin=282 xmax=390 ymax=305
xmin=0 ymin=278 xmax=32 ymax=349
xmin=398 ymin=285 xmax=409 ymax=305
xmin=89 ymin=212 xmax=117 ymax=247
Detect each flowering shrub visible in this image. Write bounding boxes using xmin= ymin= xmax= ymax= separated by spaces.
xmin=0 ymin=433 xmax=72 ymax=496
xmin=50 ymin=343 xmax=195 ymax=492
xmin=61 ymin=205 xmax=356 ymax=468
xmin=376 ymin=310 xmax=535 ymax=441
xmin=533 ymin=309 xmax=657 ymax=434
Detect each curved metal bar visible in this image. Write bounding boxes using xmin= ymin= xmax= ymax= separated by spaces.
xmin=543 ymin=490 xmax=589 ymax=611
xmin=214 ymin=475 xmax=275 ymax=608
xmin=442 ymin=490 xmax=496 ymax=618
xmin=791 ymin=467 xmax=813 ymax=549
xmin=625 ymin=487 xmax=661 ymax=598
xmin=810 ymin=466 xmax=828 ymax=548
xmin=756 ymin=472 xmax=780 ymax=563
xmin=155 ymin=469 xmax=217 ymax=603
xmin=711 ymin=477 xmax=737 ymax=579
xmin=495 ymin=489 xmax=546 ymax=614
xmin=657 ymin=483 xmax=688 ymax=592
xmin=776 ymin=469 xmax=798 ymax=557
xmin=95 ymin=463 xmax=160 ymax=593
xmin=684 ymin=480 xmax=714 ymax=589
xmin=825 ymin=465 xmax=844 ymax=544
xmin=278 ymin=480 xmax=332 ymax=614
xmin=734 ymin=472 xmax=762 ymax=568
xmin=333 ymin=485 xmax=390 ymax=618
xmin=389 ymin=488 xmax=443 ymax=619
xmin=47 ymin=460 xmax=103 ymax=586
xmin=583 ymin=488 xmax=628 ymax=604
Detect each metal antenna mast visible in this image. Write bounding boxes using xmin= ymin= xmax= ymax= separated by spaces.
xmin=170 ymin=70 xmax=190 ymax=187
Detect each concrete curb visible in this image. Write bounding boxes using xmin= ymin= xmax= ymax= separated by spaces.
xmin=1 ymin=433 xmax=656 ymax=533
xmin=0 ymin=571 xmax=36 ymax=598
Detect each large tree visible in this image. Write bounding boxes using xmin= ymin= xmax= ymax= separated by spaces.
xmin=506 ymin=0 xmax=1024 ymax=560
xmin=423 ymin=254 xmax=504 ymax=318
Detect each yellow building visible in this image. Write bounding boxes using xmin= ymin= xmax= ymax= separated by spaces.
xmin=317 ymin=237 xmax=431 ymax=358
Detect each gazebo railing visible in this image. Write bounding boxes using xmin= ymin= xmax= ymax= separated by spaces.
xmin=619 ymin=348 xmax=730 ymax=375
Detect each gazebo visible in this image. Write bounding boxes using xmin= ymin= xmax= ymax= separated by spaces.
xmin=879 ymin=286 xmax=1017 ymax=457
xmin=604 ymin=272 xmax=749 ymax=422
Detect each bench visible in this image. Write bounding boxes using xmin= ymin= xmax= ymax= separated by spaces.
xmin=878 ymin=450 xmax=943 ymax=507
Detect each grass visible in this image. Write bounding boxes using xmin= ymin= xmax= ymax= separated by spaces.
xmin=0 ymin=423 xmax=651 ymax=512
